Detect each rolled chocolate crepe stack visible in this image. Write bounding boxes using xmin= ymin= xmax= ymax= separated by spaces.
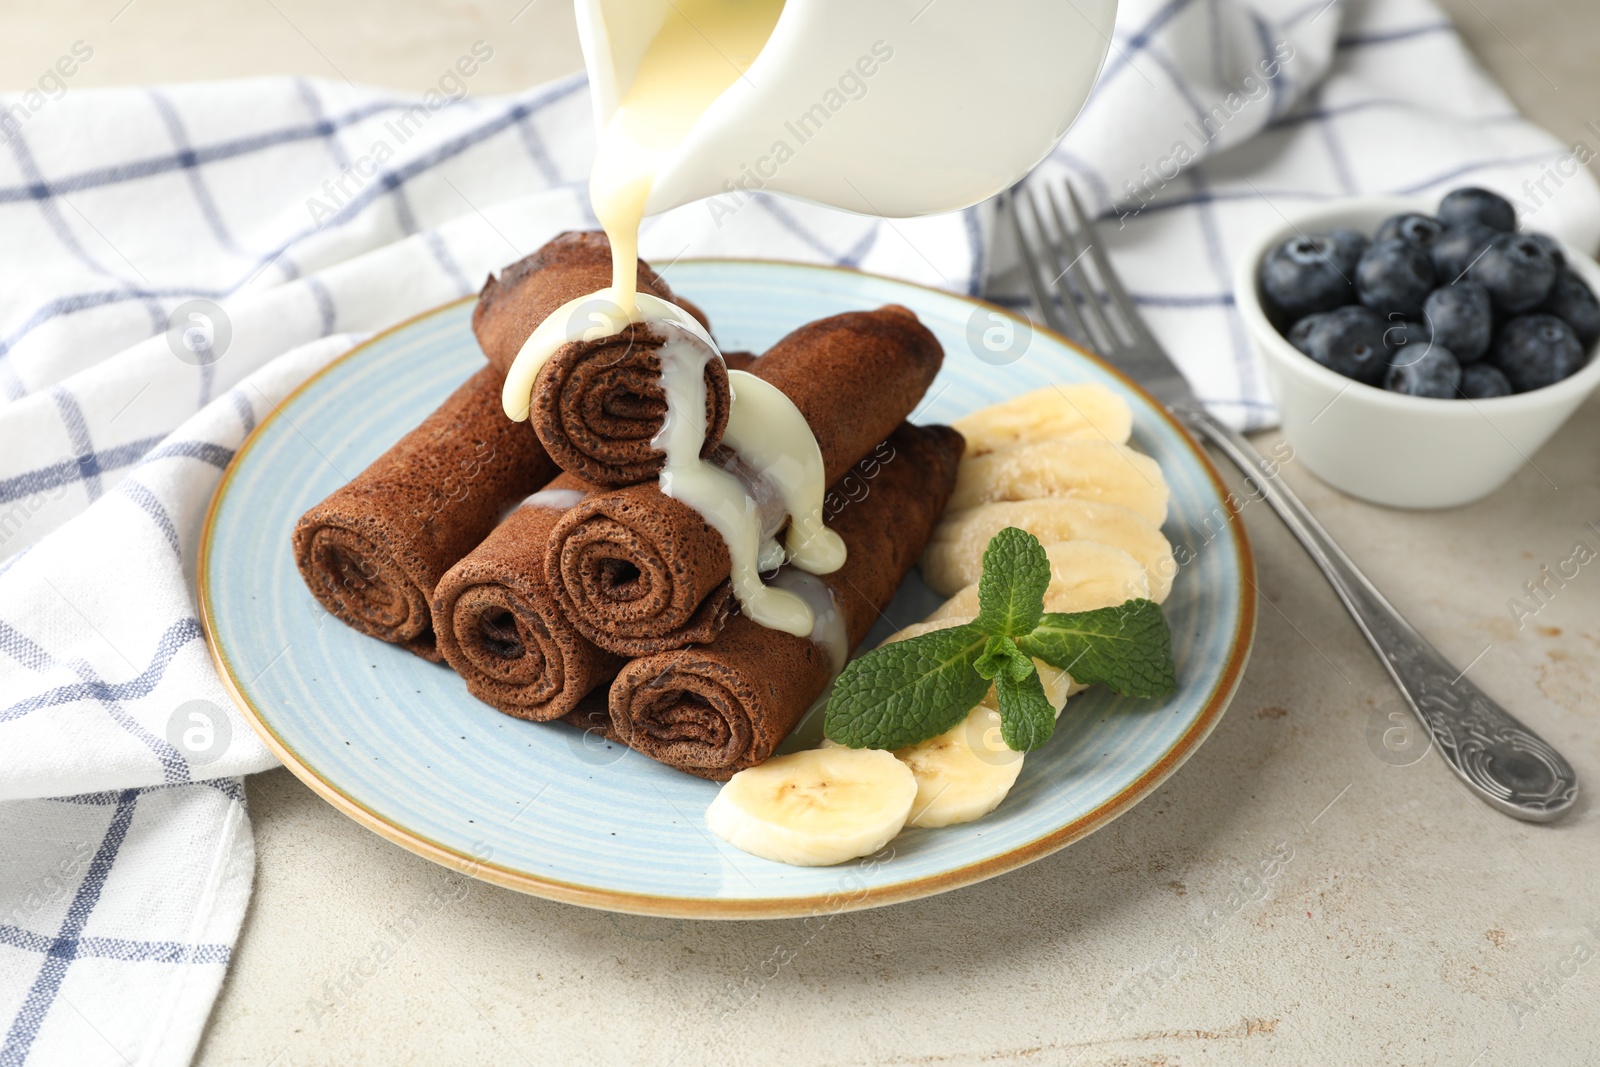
xmin=432 ymin=352 xmax=759 ymax=718
xmin=546 ymin=306 xmax=944 ymax=656
xmin=293 ymin=231 xmax=686 ymax=660
xmin=480 ymin=234 xmax=730 ymax=487
xmin=600 ymin=422 xmax=965 ymax=780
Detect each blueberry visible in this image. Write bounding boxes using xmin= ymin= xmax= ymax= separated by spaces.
xmin=1385 ymin=342 xmax=1461 ymax=398
xmin=1357 ymin=239 xmax=1435 ymax=319
xmin=1493 ymin=314 xmax=1588 ymax=391
xmin=1260 ymin=232 xmax=1359 ymax=325
xmin=1423 ymin=281 xmax=1492 ymax=362
xmin=1527 ymin=232 xmax=1565 ymax=270
xmin=1292 ymin=305 xmax=1389 ymax=383
xmin=1470 ymin=232 xmax=1558 ymax=313
xmin=1437 ymin=187 xmax=1517 ymax=233
xmin=1323 ymin=227 xmax=1370 ymax=275
xmin=1382 ymin=319 xmax=1431 ymax=353
xmin=1375 ymin=213 xmax=1443 ymax=250
xmin=1431 ymin=223 xmax=1497 ymax=282
xmin=1288 ymin=314 xmax=1320 ymax=354
xmin=1539 ymin=267 xmax=1600 ymax=347
xmin=1458 ymin=362 xmax=1512 ymax=399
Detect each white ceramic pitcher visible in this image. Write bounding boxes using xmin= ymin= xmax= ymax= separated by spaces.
xmin=576 ymin=0 xmax=1117 ymax=219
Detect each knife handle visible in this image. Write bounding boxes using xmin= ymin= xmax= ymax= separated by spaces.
xmin=1172 ymin=402 xmax=1578 ymax=822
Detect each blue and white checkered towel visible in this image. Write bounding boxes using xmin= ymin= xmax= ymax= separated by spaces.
xmin=1 ymin=0 xmax=1593 ymax=1062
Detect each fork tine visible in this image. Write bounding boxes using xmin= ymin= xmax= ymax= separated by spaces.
xmin=1013 ymin=188 xmax=1091 ymax=343
xmin=1043 ymin=183 xmax=1117 ymax=354
xmin=1005 ymin=190 xmax=1072 ymax=338
xmin=1063 ymin=183 xmax=1161 ymax=351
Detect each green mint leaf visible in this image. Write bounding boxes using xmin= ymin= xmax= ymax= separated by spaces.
xmin=997 ymin=668 xmax=1057 ymax=751
xmin=973 ymin=526 xmax=1051 ymax=638
xmin=1015 ymin=599 xmax=1178 ymax=698
xmin=824 ymin=624 xmax=993 ymax=750
xmin=974 ymin=634 xmax=1033 ymax=682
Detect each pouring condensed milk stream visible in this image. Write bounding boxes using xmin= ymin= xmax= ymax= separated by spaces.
xmin=589 ymin=0 xmax=784 ymax=316
xmin=501 ymin=0 xmax=1116 ymax=638
xmin=503 ymin=0 xmax=847 ymax=638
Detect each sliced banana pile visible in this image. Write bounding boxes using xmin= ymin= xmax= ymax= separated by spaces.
xmin=707 ymin=384 xmax=1172 ymax=866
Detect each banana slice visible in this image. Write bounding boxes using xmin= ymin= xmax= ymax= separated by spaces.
xmin=950 ymin=438 xmax=1169 ymax=525
xmin=952 ymin=383 xmax=1132 ymax=456
xmin=896 ymin=704 xmax=1023 ymax=828
xmin=892 ymin=655 xmax=1079 ymax=829
xmin=922 ymin=500 xmax=1174 ymax=601
xmin=706 ymin=748 xmax=916 ymax=866
xmin=928 ymin=540 xmax=1155 ymax=622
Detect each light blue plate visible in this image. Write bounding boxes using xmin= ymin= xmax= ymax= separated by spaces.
xmin=201 ymin=261 xmax=1255 ymax=918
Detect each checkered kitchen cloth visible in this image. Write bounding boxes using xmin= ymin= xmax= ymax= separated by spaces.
xmin=1 ymin=0 xmax=1594 ymax=1062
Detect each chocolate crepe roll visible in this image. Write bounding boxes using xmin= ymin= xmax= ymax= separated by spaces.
xmin=432 ymin=474 xmax=626 ymax=719
xmin=292 ymin=366 xmax=557 ymax=661
xmin=476 ymin=230 xmax=730 ymax=487
xmin=547 ymin=306 xmax=943 ymax=656
xmin=602 ymin=422 xmax=965 ymax=779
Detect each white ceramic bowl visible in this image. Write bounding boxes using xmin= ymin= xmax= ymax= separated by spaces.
xmin=1235 ymin=196 xmax=1600 ymax=509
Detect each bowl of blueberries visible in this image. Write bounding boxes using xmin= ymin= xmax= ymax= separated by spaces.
xmin=1236 ymin=187 xmax=1600 ymax=508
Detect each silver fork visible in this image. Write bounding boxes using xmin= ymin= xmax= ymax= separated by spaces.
xmin=1005 ymin=182 xmax=1578 ymax=823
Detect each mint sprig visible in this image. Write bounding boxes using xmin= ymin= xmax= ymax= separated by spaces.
xmin=823 ymin=624 xmax=992 ymax=751
xmin=823 ymin=527 xmax=1177 ymax=753
xmin=974 ymin=634 xmax=1033 ymax=683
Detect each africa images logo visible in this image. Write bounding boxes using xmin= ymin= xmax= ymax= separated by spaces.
xmin=165 ymin=300 xmax=233 ymax=366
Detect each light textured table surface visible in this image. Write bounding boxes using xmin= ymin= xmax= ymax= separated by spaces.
xmin=10 ymin=2 xmax=1600 ymax=1065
